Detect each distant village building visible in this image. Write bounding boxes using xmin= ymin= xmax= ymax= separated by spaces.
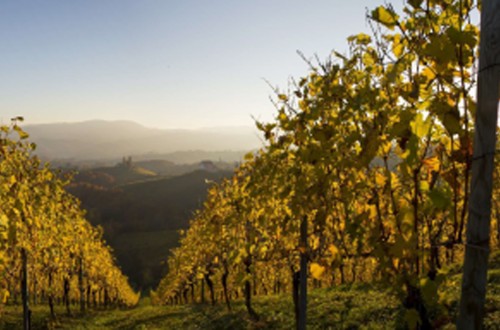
xmin=120 ymin=156 xmax=133 ymax=168
xmin=199 ymin=160 xmax=217 ymax=172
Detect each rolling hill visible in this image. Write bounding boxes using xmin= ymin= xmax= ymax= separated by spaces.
xmin=68 ymin=165 xmax=233 ymax=290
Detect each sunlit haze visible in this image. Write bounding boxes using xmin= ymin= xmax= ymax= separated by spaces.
xmin=1 ymin=0 xmax=403 ymax=129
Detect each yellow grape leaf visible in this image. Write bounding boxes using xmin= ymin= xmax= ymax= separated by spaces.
xmin=368 ymin=205 xmax=377 ymax=218
xmin=422 ymin=156 xmax=440 ymax=172
xmin=420 ymin=180 xmax=429 ymax=192
xmin=278 ymin=94 xmax=288 ymax=101
xmin=278 ymin=111 xmax=287 ymax=122
xmin=348 ymin=33 xmax=371 ymax=45
xmin=0 ymin=214 xmax=7 ymax=227
xmin=2 ymin=289 xmax=9 ymax=304
xmin=390 ymin=172 xmax=400 ymax=189
xmin=410 ymin=113 xmax=431 ymax=138
xmin=310 ymin=235 xmax=320 ymax=250
xmin=310 ymin=263 xmax=325 ymax=280
xmin=244 ymin=152 xmax=254 ymax=161
xmin=392 ymin=34 xmax=404 ymax=57
xmin=8 ymin=175 xmax=16 ymax=185
xmin=13 ymin=125 xmax=29 ymax=139
xmin=380 ymin=141 xmax=392 ymax=155
xmin=328 ymin=244 xmax=339 ymax=259
xmin=363 ymin=52 xmax=375 ymax=66
xmin=371 ymin=6 xmax=398 ymax=29
xmin=375 ymin=172 xmax=386 ymax=186
xmin=421 ymin=67 xmax=436 ymax=82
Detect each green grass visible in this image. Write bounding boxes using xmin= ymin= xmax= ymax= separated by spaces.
xmin=2 ymin=253 xmax=500 ymax=329
xmin=1 ymin=288 xmax=401 ymax=330
xmin=2 ymin=281 xmax=498 ymax=330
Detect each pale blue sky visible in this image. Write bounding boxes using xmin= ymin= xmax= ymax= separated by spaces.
xmin=0 ymin=0 xmax=403 ymax=129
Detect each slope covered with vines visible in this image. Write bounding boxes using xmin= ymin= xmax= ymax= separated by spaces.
xmin=0 ymin=119 xmax=139 ymax=327
xmin=154 ymin=0 xmax=500 ymax=328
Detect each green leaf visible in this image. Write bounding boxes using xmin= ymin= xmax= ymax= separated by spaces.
xmin=423 ymin=34 xmax=456 ymax=64
xmin=420 ymin=278 xmax=438 ymax=306
xmin=408 ymin=0 xmax=423 ymax=8
xmin=390 ymin=236 xmax=406 ymax=258
xmin=446 ymin=26 xmax=477 ymax=49
xmin=442 ymin=109 xmax=461 ymax=135
xmin=405 ymin=308 xmax=421 ymax=329
xmin=428 ymin=189 xmax=450 ymax=210
xmin=386 ymin=62 xmax=405 ymax=82
xmin=8 ymin=222 xmax=17 ymax=245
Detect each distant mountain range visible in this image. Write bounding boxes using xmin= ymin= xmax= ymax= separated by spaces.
xmin=24 ymin=120 xmax=263 ymax=163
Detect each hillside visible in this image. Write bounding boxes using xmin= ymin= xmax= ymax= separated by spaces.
xmin=51 ymin=150 xmax=248 ymax=169
xmin=68 ymin=167 xmax=234 ymax=290
xmin=73 ymin=163 xmax=157 ymax=187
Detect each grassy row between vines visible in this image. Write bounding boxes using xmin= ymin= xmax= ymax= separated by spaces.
xmin=2 ymin=253 xmax=500 ymax=330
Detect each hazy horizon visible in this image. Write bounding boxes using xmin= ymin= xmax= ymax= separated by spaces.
xmin=21 ymin=119 xmax=263 ymax=161
xmin=18 ymin=118 xmax=259 ymax=131
xmin=1 ymin=0 xmax=403 ymax=130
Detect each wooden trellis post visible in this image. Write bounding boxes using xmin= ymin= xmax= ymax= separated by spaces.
xmin=457 ymin=1 xmax=500 ymax=328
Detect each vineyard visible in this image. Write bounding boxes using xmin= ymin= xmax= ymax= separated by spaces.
xmin=152 ymin=0 xmax=500 ymax=329
xmin=0 ymin=120 xmax=139 ymax=328
xmin=2 ymin=0 xmax=500 ymax=329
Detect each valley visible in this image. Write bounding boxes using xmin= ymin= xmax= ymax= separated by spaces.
xmin=67 ymin=157 xmax=236 ymax=290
